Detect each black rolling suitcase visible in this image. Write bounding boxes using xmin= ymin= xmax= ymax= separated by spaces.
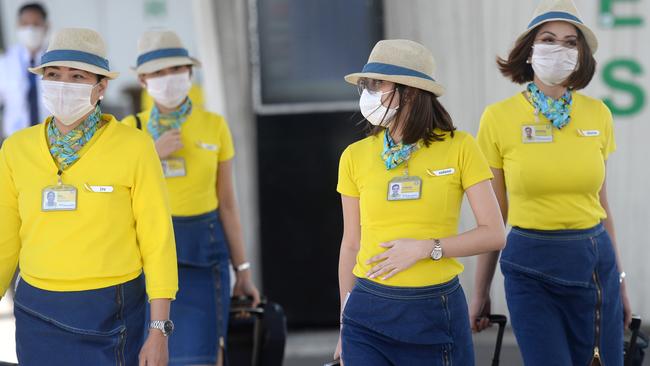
xmin=625 ymin=315 xmax=648 ymax=366
xmin=227 ymin=296 xmax=287 ymax=366
xmin=325 ymin=314 xmax=508 ymax=366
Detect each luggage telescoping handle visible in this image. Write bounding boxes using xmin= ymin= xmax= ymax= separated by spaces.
xmin=487 ymin=314 xmax=508 ymax=366
xmin=624 ymin=315 xmax=642 ymax=366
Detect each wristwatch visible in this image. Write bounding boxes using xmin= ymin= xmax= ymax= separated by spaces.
xmin=149 ymin=320 xmax=174 ymax=337
xmin=430 ymin=239 xmax=443 ymax=261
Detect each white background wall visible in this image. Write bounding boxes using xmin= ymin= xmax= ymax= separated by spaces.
xmin=384 ymin=0 xmax=650 ymax=319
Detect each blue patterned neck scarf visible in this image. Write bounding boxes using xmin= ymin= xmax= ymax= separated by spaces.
xmin=147 ymin=98 xmax=193 ymax=140
xmin=527 ymin=82 xmax=573 ymax=129
xmin=47 ymin=105 xmax=102 ymax=171
xmin=381 ymin=129 xmax=420 ymax=170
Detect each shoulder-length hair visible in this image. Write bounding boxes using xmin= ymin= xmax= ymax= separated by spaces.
xmin=496 ymin=24 xmax=596 ymax=90
xmin=367 ymin=84 xmax=456 ymax=146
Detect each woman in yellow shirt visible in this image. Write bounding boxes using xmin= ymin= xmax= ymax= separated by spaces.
xmin=471 ymin=1 xmax=630 ymax=365
xmin=0 ymin=28 xmax=177 ymax=366
xmin=121 ymin=30 xmax=260 ymax=366
xmin=334 ymin=39 xmax=505 ymax=365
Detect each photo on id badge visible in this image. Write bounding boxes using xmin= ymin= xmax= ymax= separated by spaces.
xmin=387 ymin=177 xmax=422 ymax=201
xmin=42 ymin=186 xmax=77 ymax=211
xmin=522 ymin=124 xmax=552 ymax=143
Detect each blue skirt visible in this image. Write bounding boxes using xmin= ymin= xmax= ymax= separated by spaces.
xmin=501 ymin=223 xmax=624 ymax=365
xmin=167 ymin=210 xmax=231 ymax=366
xmin=14 ymin=274 xmax=146 ymax=366
xmin=341 ymin=277 xmax=474 ymax=366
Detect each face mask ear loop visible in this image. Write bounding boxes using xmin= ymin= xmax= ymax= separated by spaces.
xmin=380 ymin=89 xmax=398 ymax=127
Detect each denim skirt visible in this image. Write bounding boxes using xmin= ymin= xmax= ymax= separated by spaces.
xmin=14 ymin=274 xmax=146 ymax=366
xmin=501 ymin=223 xmax=624 ymax=366
xmin=167 ymin=210 xmax=231 ymax=366
xmin=341 ymin=276 xmax=474 ymax=366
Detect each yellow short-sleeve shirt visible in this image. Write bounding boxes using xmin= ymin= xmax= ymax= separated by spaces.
xmin=122 ymin=105 xmax=235 ymax=217
xmin=477 ymin=92 xmax=616 ymax=230
xmin=337 ymin=130 xmax=493 ymax=287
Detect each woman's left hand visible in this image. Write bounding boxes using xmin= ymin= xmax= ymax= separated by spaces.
xmin=138 ymin=331 xmax=168 ymax=366
xmin=233 ymin=271 xmax=261 ymax=307
xmin=621 ymin=281 xmax=632 ymax=329
xmin=365 ymin=239 xmax=432 ymax=280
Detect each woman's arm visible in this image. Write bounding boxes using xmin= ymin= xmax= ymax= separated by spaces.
xmin=139 ymin=299 xmax=171 ymax=366
xmin=470 ymin=168 xmax=508 ymax=332
xmin=365 ymin=179 xmax=505 ymax=280
xmin=217 ymin=160 xmax=261 ymax=306
xmin=334 ymin=195 xmax=361 ymax=362
xmin=599 ymin=170 xmax=631 ymax=328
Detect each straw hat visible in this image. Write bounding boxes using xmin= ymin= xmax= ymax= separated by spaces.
xmin=519 ymin=0 xmax=598 ymax=53
xmin=135 ymin=30 xmax=200 ymax=74
xmin=29 ymin=28 xmax=119 ymax=79
xmin=345 ymin=39 xmax=445 ymax=97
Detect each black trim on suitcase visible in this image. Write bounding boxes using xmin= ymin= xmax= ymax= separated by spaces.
xmin=228 ymin=296 xmax=287 ymax=366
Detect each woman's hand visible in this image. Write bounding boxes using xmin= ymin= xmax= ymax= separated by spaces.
xmin=138 ymin=331 xmax=168 ymax=366
xmin=621 ymin=281 xmax=632 ymax=329
xmin=333 ymin=333 xmax=343 ymax=365
xmin=233 ymin=270 xmax=261 ymax=308
xmin=469 ymin=293 xmax=492 ymax=333
xmin=365 ymin=239 xmax=433 ymax=280
xmin=154 ymin=129 xmax=183 ymax=159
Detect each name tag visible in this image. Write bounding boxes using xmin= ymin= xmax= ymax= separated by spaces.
xmin=426 ymin=168 xmax=455 ymax=177
xmin=162 ymin=158 xmax=187 ymax=178
xmin=387 ymin=176 xmax=422 ymax=201
xmin=522 ymin=124 xmax=553 ymax=143
xmin=84 ymin=184 xmax=114 ymax=193
xmin=42 ymin=184 xmax=77 ymax=211
xmin=196 ymin=141 xmax=219 ymax=151
xmin=578 ymin=129 xmax=600 ymax=137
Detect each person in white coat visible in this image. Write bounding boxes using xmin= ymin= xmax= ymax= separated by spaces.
xmin=0 ymin=3 xmax=49 ymax=139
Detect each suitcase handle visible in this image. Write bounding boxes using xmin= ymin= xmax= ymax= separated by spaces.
xmin=482 ymin=314 xmax=508 ymax=366
xmin=229 ymin=306 xmax=264 ymax=315
xmin=625 ymin=315 xmax=642 ymax=366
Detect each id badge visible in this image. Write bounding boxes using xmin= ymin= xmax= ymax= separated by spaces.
xmin=162 ymin=158 xmax=187 ymax=178
xmin=522 ymin=124 xmax=553 ymax=143
xmin=42 ymin=184 xmax=77 ymax=211
xmin=387 ymin=176 xmax=422 ymax=201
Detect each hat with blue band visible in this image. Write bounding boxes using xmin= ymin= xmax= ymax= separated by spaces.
xmin=518 ymin=0 xmax=598 ymax=53
xmin=344 ymin=39 xmax=445 ymax=96
xmin=29 ymin=28 xmax=119 ymax=79
xmin=134 ymin=30 xmax=200 ymax=74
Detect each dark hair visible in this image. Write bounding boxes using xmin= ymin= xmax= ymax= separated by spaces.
xmin=367 ymin=84 xmax=456 ymax=146
xmin=496 ymin=24 xmax=596 ymax=90
xmin=18 ymin=3 xmax=47 ymax=20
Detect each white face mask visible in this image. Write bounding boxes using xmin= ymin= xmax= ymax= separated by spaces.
xmin=145 ymin=71 xmax=192 ymax=109
xmin=531 ymin=44 xmax=578 ymax=86
xmin=41 ymin=80 xmax=97 ymax=126
xmin=359 ymin=89 xmax=398 ymax=126
xmin=17 ymin=26 xmax=46 ymax=51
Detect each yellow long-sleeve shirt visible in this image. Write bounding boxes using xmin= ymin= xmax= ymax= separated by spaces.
xmin=0 ymin=115 xmax=178 ymax=299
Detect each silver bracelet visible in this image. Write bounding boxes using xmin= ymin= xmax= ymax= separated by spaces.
xmin=235 ymin=261 xmax=251 ymax=272
xmin=619 ymin=271 xmax=626 ymax=283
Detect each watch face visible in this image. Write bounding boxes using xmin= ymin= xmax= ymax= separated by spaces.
xmin=163 ymin=320 xmax=174 ymax=334
xmin=432 ymin=248 xmax=443 ymax=260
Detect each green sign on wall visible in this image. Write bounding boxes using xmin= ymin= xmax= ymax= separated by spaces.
xmin=600 ymin=0 xmax=645 ymax=116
